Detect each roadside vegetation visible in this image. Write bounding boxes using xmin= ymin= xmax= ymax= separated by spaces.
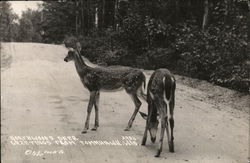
xmin=0 ymin=0 xmax=249 ymax=92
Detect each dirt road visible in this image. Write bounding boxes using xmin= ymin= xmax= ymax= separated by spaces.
xmin=1 ymin=43 xmax=249 ymax=163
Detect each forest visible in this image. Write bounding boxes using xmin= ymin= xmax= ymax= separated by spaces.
xmin=0 ymin=0 xmax=249 ymax=92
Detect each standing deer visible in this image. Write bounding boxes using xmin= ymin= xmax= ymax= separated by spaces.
xmin=64 ymin=47 xmax=146 ymax=133
xmin=139 ymin=69 xmax=176 ymax=157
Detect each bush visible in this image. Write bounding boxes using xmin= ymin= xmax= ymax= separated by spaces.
xmin=79 ymin=35 xmax=110 ymax=63
xmin=170 ymin=21 xmax=249 ymax=92
xmin=66 ymin=2 xmax=249 ymax=93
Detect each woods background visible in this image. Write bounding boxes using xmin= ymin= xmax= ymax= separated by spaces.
xmin=0 ymin=0 xmax=249 ymax=92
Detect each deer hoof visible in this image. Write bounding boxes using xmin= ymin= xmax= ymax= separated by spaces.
xmin=169 ymin=146 xmax=175 ymax=153
xmin=91 ymin=127 xmax=97 ymax=131
xmin=169 ymin=142 xmax=175 ymax=153
xmin=124 ymin=127 xmax=130 ymax=131
xmin=155 ymin=150 xmax=161 ymax=157
xmin=154 ymin=154 xmax=160 ymax=157
xmin=81 ymin=130 xmax=88 ymax=134
xmin=141 ymin=138 xmax=146 ymax=145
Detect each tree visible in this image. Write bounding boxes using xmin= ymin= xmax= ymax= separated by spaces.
xmin=41 ymin=1 xmax=76 ymax=43
xmin=18 ymin=8 xmax=42 ymax=42
xmin=0 ymin=1 xmax=19 ymax=41
xmin=18 ymin=17 xmax=34 ymax=42
xmin=202 ymin=0 xmax=209 ymax=31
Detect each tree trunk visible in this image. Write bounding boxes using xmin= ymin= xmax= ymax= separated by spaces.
xmin=97 ymin=0 xmax=103 ymax=31
xmin=113 ymin=0 xmax=118 ymax=30
xmin=248 ymin=0 xmax=250 ymax=42
xmin=102 ymin=0 xmax=105 ymax=29
xmin=175 ymin=0 xmax=180 ymax=22
xmin=202 ymin=0 xmax=209 ymax=31
xmin=87 ymin=0 xmax=93 ymax=35
xmin=75 ymin=0 xmax=79 ymax=35
xmin=83 ymin=0 xmax=88 ymax=36
xmin=95 ymin=7 xmax=98 ymax=28
xmin=79 ymin=0 xmax=84 ymax=35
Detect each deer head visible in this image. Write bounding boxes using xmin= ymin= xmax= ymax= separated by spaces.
xmin=139 ymin=111 xmax=159 ymax=143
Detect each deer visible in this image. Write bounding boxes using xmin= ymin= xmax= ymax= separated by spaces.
xmin=139 ymin=68 xmax=176 ymax=157
xmin=63 ymin=43 xmax=147 ymax=134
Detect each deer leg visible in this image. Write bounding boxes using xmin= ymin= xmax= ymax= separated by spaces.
xmin=169 ymin=115 xmax=174 ymax=152
xmin=155 ymin=99 xmax=168 ymax=157
xmin=125 ymin=93 xmax=141 ymax=131
xmin=165 ymin=103 xmax=172 ymax=153
xmin=82 ymin=91 xmax=96 ymax=134
xmin=141 ymin=120 xmax=148 ymax=145
xmin=137 ymin=85 xmax=147 ymax=101
xmin=155 ymin=115 xmax=167 ymax=157
xmin=169 ymin=100 xmax=175 ymax=152
xmin=142 ymin=100 xmax=154 ymax=145
xmin=91 ymin=91 xmax=100 ymax=131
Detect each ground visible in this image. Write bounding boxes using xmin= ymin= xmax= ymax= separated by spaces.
xmin=1 ymin=42 xmax=249 ymax=163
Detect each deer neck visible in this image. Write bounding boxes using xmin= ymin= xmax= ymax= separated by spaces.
xmin=73 ymin=52 xmax=89 ymax=75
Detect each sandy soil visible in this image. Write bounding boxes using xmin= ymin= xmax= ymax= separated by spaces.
xmin=1 ymin=42 xmax=249 ymax=163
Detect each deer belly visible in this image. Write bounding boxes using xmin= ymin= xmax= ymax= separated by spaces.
xmin=100 ymin=87 xmax=124 ymax=92
xmin=100 ymin=83 xmax=124 ymax=92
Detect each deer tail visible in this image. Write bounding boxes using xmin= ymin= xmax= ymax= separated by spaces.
xmin=163 ymin=75 xmax=176 ymax=114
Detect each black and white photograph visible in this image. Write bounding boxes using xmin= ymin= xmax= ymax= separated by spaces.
xmin=1 ymin=0 xmax=249 ymax=163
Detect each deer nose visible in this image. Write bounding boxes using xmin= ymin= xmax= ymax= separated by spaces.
xmin=151 ymin=137 xmax=156 ymax=143
xmin=64 ymin=58 xmax=68 ymax=62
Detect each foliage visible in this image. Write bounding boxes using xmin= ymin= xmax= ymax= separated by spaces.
xmin=0 ymin=2 xmax=19 ymax=41
xmin=169 ymin=2 xmax=249 ymax=92
xmin=4 ymin=0 xmax=250 ymax=92
xmin=117 ymin=14 xmax=148 ymax=55
xmin=18 ymin=18 xmax=34 ymax=42
xmin=18 ymin=8 xmax=43 ymax=42
xmin=77 ymin=0 xmax=249 ymax=92
xmin=0 ymin=2 xmax=43 ymax=42
xmin=41 ymin=1 xmax=76 ymax=43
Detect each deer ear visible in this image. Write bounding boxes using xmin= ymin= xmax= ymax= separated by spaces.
xmin=157 ymin=112 xmax=160 ymax=120
xmin=139 ymin=111 xmax=148 ymax=120
xmin=76 ymin=42 xmax=82 ymax=52
xmin=68 ymin=48 xmax=74 ymax=52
